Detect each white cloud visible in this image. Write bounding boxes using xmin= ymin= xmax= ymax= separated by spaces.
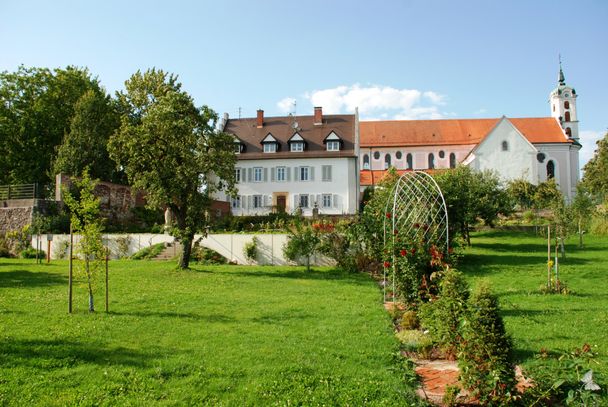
xmin=473 ymin=108 xmax=487 ymax=115
xmin=579 ymin=130 xmax=605 ymax=169
xmin=302 ymin=84 xmax=447 ymax=120
xmin=276 ymin=97 xmax=296 ymax=114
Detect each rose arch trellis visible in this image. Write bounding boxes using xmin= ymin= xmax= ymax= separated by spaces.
xmin=382 ymin=171 xmax=449 ymax=302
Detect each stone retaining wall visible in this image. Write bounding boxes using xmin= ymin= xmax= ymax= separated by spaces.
xmin=0 ymin=207 xmax=33 ymax=234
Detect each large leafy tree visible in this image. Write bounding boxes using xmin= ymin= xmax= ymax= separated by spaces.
xmin=582 ymin=131 xmax=608 ymax=202
xmin=52 ymin=89 xmax=122 ymax=182
xmin=0 ymin=66 xmax=107 ymax=187
xmin=109 ymin=69 xmax=237 ymax=269
xmin=434 ymin=166 xmax=513 ymax=245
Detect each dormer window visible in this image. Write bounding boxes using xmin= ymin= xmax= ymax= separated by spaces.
xmin=291 ymin=142 xmax=304 ymax=152
xmin=261 ymin=133 xmax=279 ymax=154
xmin=264 ymin=144 xmax=277 ymax=153
xmin=288 ymin=132 xmax=306 ymax=152
xmin=323 ymin=131 xmax=342 ymax=151
xmin=233 ymin=136 xmax=244 ymax=154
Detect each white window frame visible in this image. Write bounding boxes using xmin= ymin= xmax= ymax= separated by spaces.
xmin=326 ymin=141 xmax=340 ymax=151
xmin=299 ymin=194 xmax=309 ymax=208
xmin=253 ymin=167 xmax=263 ymax=182
xmin=322 ymin=194 xmax=332 ymax=208
xmin=253 ymin=195 xmax=263 ymax=208
xmin=321 ymin=165 xmax=332 ymax=182
xmin=263 ymin=143 xmax=277 ymax=153
xmin=234 ymin=144 xmax=241 ymax=154
xmin=276 ymin=166 xmax=286 ymax=182
xmin=235 ymin=168 xmax=241 ymax=182
xmin=291 ymin=142 xmax=304 ymax=152
xmin=300 ymin=166 xmax=309 ymax=181
xmin=231 ymin=196 xmax=241 ymax=209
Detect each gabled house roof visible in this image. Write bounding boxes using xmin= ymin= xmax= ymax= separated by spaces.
xmin=360 ymin=117 xmax=572 ymax=147
xmin=225 ymin=112 xmax=356 ymax=160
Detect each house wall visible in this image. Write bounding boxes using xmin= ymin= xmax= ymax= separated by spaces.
xmin=220 ymin=157 xmax=358 ymax=216
xmin=360 ymin=144 xmax=476 ymax=171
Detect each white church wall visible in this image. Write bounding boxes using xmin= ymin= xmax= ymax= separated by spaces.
xmin=361 ymin=144 xmax=475 ymax=171
xmin=469 ymin=119 xmax=536 ymax=183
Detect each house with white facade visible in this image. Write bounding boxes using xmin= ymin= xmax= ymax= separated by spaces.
xmin=217 ymin=107 xmax=360 ymax=216
xmin=359 ymin=66 xmax=581 ymax=200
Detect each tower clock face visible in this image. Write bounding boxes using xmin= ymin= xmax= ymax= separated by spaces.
xmin=564 ymin=93 xmax=570 ymax=97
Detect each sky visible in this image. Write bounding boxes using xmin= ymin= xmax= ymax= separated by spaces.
xmin=1 ymin=0 xmax=606 ymax=168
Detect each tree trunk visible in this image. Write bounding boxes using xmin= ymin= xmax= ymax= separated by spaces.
xmin=179 ymin=233 xmax=194 ymax=270
xmin=578 ymin=218 xmax=584 ymax=248
xmin=306 ymin=255 xmax=310 ymax=272
xmin=86 ymin=258 xmax=94 ymax=312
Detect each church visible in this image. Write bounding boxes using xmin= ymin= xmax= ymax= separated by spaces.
xmin=359 ymin=66 xmax=581 ymax=200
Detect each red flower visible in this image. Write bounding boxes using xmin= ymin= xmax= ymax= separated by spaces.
xmin=400 ymin=249 xmax=407 ymax=256
xmin=386 ymin=212 xmax=392 ymax=219
xmin=410 ymin=248 xmax=416 ymax=255
xmin=383 ymin=261 xmax=391 ymax=268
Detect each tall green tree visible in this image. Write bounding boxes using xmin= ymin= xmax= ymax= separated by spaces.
xmin=0 ymin=66 xmax=106 ymax=187
xmin=582 ymin=131 xmax=608 ymax=202
xmin=434 ymin=166 xmax=513 ymax=246
xmin=52 ymin=89 xmax=122 ymax=182
xmin=109 ymin=69 xmax=237 ymax=269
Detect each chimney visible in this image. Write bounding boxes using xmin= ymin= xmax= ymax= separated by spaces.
xmin=314 ymin=106 xmax=323 ymax=125
xmin=256 ymin=109 xmax=264 ymax=128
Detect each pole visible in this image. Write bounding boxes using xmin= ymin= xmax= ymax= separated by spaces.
xmin=68 ymin=225 xmax=73 ymax=313
xmin=105 ymin=247 xmax=109 ymax=313
xmin=554 ymin=226 xmax=559 ymax=291
xmin=47 ymin=239 xmax=51 ymax=263
xmin=547 ymin=226 xmax=551 ymax=289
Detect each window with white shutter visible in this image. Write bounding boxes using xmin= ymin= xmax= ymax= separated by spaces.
xmin=321 ymin=165 xmax=332 ymax=182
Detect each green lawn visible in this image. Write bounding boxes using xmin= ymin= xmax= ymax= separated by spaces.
xmin=460 ymin=230 xmax=608 ymax=377
xmin=0 ymin=260 xmax=419 ymax=406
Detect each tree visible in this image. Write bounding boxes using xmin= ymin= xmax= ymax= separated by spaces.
xmin=283 ymin=219 xmax=321 ymax=272
xmin=62 ymin=169 xmax=105 ymax=312
xmin=506 ymin=178 xmax=537 ymax=210
xmin=582 ymin=131 xmax=608 ymax=202
xmin=570 ymin=185 xmax=595 ymax=248
xmin=434 ymin=166 xmax=513 ymax=246
xmin=108 ymin=69 xmax=237 ymax=269
xmin=0 ymin=66 xmax=107 ymax=186
xmin=533 ymin=179 xmax=562 ymax=210
xmin=52 ymin=89 xmax=123 ymax=183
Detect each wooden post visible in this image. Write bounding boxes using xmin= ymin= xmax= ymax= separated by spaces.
xmin=105 ymin=247 xmax=109 ymax=313
xmin=547 ymin=226 xmax=551 ymax=289
xmin=47 ymin=239 xmax=51 ymax=263
xmin=554 ymin=226 xmax=560 ymax=291
xmin=68 ymin=225 xmax=73 ymax=313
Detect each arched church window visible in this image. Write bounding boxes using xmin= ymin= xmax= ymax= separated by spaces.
xmin=501 ymin=141 xmax=509 ymax=151
xmin=363 ymin=154 xmax=370 ymax=169
xmin=428 ymin=153 xmax=435 ymax=169
xmin=384 ymin=154 xmax=391 ymax=169
xmin=565 ymin=111 xmax=571 ymax=122
xmin=449 ymin=153 xmax=457 ymax=168
xmin=564 ymin=101 xmax=570 ymax=109
xmin=547 ymin=160 xmax=555 ymax=179
xmin=565 ymin=127 xmax=572 ymax=137
xmin=406 ymin=153 xmax=413 ymax=170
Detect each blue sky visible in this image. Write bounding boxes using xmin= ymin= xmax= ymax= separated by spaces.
xmin=1 ymin=0 xmax=606 ymax=167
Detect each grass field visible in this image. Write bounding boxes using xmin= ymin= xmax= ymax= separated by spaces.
xmin=0 ymin=260 xmax=419 ymax=406
xmin=461 ymin=230 xmax=608 ymax=379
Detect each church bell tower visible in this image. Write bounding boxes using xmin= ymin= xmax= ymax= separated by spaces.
xmin=549 ymin=61 xmax=579 ymax=140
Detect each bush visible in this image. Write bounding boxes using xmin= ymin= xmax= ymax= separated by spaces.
xmin=318 ymin=219 xmax=364 ymax=273
xmin=395 ymin=329 xmax=434 ymax=357
xmin=419 ymin=269 xmax=469 ymax=359
xmin=20 ymin=247 xmax=46 ymax=259
xmin=399 ymin=310 xmax=419 ymax=330
xmin=0 ymin=234 xmax=11 ymax=258
xmin=130 ymin=243 xmax=165 ymax=260
xmin=243 ymin=237 xmax=258 ymax=263
xmin=192 ymin=245 xmax=227 ymax=265
xmin=55 ymin=240 xmax=70 ymax=260
xmin=458 ymin=282 xmax=516 ymax=405
xmin=115 ymin=235 xmax=131 ymax=259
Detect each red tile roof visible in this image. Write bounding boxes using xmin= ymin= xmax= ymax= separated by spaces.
xmin=360 ymin=169 xmax=444 ymax=186
xmin=360 ymin=117 xmax=570 ymax=147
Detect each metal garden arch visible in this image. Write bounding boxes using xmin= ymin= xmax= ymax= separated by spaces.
xmin=382 ymin=171 xmax=449 ymax=302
